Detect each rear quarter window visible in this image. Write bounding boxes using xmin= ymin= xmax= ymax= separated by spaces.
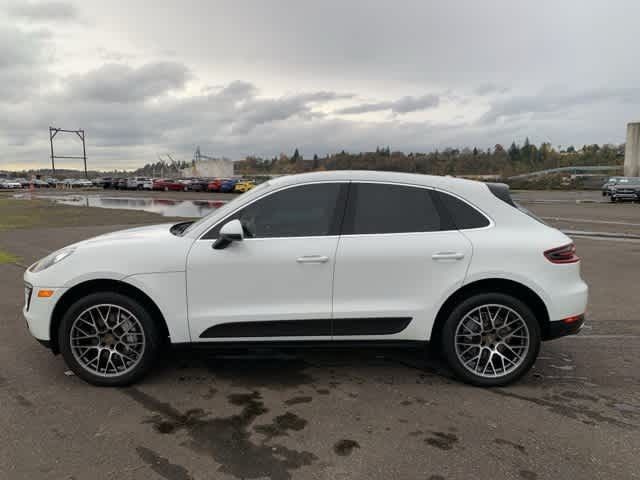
xmin=435 ymin=191 xmax=490 ymax=230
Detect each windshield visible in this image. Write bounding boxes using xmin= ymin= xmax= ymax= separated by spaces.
xmin=180 ymin=180 xmax=272 ymax=235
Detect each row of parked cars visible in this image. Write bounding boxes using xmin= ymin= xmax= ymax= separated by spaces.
xmin=0 ymin=176 xmax=256 ymax=193
xmin=601 ymin=176 xmax=640 ymax=202
xmin=93 ymin=177 xmax=256 ymax=193
xmin=0 ymin=177 xmax=88 ymax=189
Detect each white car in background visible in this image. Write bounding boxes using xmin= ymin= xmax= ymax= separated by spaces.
xmin=127 ymin=177 xmax=153 ymax=190
xmin=22 ymin=171 xmax=588 ymax=387
xmin=0 ymin=179 xmax=22 ymax=189
xmin=73 ymin=179 xmax=93 ymax=188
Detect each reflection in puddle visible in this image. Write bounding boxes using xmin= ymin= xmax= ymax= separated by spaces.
xmin=14 ymin=194 xmax=226 ymax=217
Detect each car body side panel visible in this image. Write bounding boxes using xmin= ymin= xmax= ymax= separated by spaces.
xmin=461 ymin=227 xmax=589 ymax=321
xmin=124 ymin=272 xmax=191 ymax=343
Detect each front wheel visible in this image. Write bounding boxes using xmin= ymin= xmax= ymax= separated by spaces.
xmin=58 ymin=292 xmax=162 ymax=386
xmin=441 ymin=293 xmax=541 ymax=387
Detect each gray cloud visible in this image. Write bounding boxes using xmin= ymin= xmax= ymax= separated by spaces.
xmin=337 ymin=94 xmax=440 ymax=115
xmin=2 ymin=0 xmax=640 ymax=170
xmin=480 ymin=87 xmax=640 ymax=124
xmin=65 ymin=62 xmax=191 ymax=103
xmin=0 ymin=26 xmax=48 ymax=69
xmin=6 ymin=1 xmax=78 ymax=22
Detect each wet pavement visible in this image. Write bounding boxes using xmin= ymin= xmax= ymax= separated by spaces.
xmin=0 ymin=190 xmax=638 ymax=480
xmin=13 ymin=193 xmax=227 ymax=218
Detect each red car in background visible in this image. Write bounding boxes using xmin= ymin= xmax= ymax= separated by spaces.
xmin=153 ymin=179 xmax=186 ymax=191
xmin=207 ymin=178 xmax=222 ymax=192
xmin=207 ymin=179 xmax=225 ymax=192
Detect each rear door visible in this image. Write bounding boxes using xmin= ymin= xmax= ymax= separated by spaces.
xmin=331 ymin=182 xmax=474 ymax=341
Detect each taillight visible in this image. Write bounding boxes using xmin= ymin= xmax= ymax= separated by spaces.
xmin=544 ymin=243 xmax=580 ymax=264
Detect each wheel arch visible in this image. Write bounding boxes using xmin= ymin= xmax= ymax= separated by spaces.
xmin=430 ymin=278 xmax=551 ymax=348
xmin=49 ymin=279 xmax=170 ymax=354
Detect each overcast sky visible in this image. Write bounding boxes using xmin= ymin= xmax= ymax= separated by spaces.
xmin=1 ymin=0 xmax=639 ymax=170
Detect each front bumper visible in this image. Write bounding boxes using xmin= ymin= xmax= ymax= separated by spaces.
xmin=611 ymin=192 xmax=638 ymax=200
xmin=22 ymin=285 xmax=66 ymax=342
xmin=545 ymin=315 xmax=585 ymax=340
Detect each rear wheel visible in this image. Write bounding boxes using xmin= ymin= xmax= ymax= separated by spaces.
xmin=58 ymin=292 xmax=162 ymax=386
xmin=441 ymin=293 xmax=541 ymax=387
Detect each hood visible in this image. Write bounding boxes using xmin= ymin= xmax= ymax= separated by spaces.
xmin=73 ymin=223 xmax=176 ymax=249
xmin=25 ymin=222 xmax=193 ymax=286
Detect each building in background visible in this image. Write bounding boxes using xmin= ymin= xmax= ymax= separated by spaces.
xmin=179 ymin=146 xmax=235 ymax=178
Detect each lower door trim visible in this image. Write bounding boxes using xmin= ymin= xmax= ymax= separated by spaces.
xmin=199 ymin=317 xmax=412 ymax=338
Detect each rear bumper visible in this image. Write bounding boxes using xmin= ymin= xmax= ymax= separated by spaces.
xmin=545 ymin=315 xmax=585 ymax=340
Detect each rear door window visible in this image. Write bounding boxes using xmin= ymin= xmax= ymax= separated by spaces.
xmin=343 ymin=183 xmax=442 ymax=234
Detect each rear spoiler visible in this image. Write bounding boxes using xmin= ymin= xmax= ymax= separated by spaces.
xmin=486 ymin=182 xmax=516 ymax=207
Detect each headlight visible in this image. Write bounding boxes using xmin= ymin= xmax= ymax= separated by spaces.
xmin=29 ymin=248 xmax=75 ymax=272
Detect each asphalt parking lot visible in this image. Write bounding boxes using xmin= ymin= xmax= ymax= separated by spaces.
xmin=0 ymin=190 xmax=638 ymax=480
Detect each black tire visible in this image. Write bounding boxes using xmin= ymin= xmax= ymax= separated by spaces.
xmin=441 ymin=292 xmax=541 ymax=387
xmin=58 ymin=292 xmax=162 ymax=387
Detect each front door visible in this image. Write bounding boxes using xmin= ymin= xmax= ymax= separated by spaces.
xmin=186 ymin=182 xmax=348 ymax=341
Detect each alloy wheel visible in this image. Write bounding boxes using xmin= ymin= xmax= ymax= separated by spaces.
xmin=69 ymin=304 xmax=146 ymax=377
xmin=454 ymin=304 xmax=530 ymax=378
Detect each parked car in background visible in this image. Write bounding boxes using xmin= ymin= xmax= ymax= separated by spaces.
xmin=73 ymin=179 xmax=93 ymax=188
xmin=233 ymin=180 xmax=256 ymax=193
xmin=602 ymin=177 xmax=640 ymax=197
xmin=0 ymin=179 xmax=22 ymax=189
xmin=32 ymin=179 xmax=50 ymax=188
xmin=153 ymin=178 xmax=185 ymax=191
xmin=97 ymin=177 xmax=112 ymax=188
xmin=14 ymin=178 xmax=30 ymax=187
xmin=23 ymin=171 xmax=588 ymax=387
xmin=219 ymin=178 xmax=238 ymax=193
xmin=127 ymin=177 xmax=153 ymax=190
xmin=44 ymin=177 xmax=58 ymax=186
xmin=185 ymin=178 xmax=209 ymax=192
xmin=609 ymin=177 xmax=640 ymax=202
xmin=207 ymin=179 xmax=225 ymax=192
xmin=114 ymin=178 xmax=128 ymax=190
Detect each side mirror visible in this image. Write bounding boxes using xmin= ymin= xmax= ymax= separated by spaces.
xmin=212 ymin=219 xmax=244 ymax=250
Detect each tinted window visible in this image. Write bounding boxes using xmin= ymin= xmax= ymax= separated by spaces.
xmin=344 ymin=183 xmax=441 ymax=234
xmin=435 ymin=191 xmax=490 ymax=229
xmin=204 ymin=183 xmax=344 ymax=239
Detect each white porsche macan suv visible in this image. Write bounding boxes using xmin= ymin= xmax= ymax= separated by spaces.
xmin=23 ymin=171 xmax=588 ymax=387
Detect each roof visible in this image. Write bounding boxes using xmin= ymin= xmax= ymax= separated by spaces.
xmin=267 ymin=170 xmax=485 ymax=192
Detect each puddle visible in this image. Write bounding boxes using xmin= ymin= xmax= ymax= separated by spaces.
xmin=14 ymin=194 xmax=226 ymax=218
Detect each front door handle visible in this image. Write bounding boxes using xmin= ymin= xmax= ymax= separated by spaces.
xmin=296 ymin=255 xmax=329 ymax=264
xmin=432 ymin=252 xmax=465 ymax=261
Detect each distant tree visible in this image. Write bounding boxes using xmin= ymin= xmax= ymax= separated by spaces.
xmin=291 ymin=148 xmax=300 ymax=163
xmin=508 ymin=142 xmax=520 ymax=161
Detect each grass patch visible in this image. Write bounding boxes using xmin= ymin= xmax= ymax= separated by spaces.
xmin=0 ymin=249 xmax=20 ymax=265
xmin=0 ymin=198 xmax=187 ymax=231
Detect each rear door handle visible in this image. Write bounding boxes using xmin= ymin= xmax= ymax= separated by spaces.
xmin=432 ymin=252 xmax=465 ymax=261
xmin=296 ymin=255 xmax=329 ymax=264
